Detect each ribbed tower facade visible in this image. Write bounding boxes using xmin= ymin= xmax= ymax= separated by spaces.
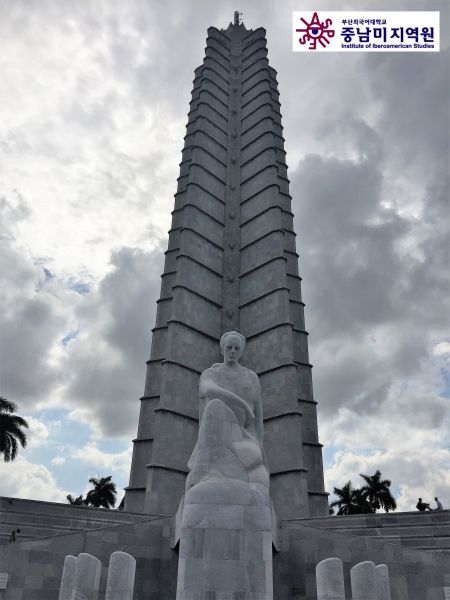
xmin=125 ymin=17 xmax=328 ymax=520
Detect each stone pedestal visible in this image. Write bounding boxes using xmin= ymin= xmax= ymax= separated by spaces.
xmin=72 ymin=553 xmax=101 ymax=600
xmin=58 ymin=555 xmax=77 ymax=600
xmin=375 ymin=564 xmax=392 ymax=600
xmin=105 ymin=551 xmax=136 ymax=600
xmin=350 ymin=561 xmax=376 ymax=600
xmin=316 ymin=557 xmax=345 ymax=600
xmin=176 ymin=479 xmax=273 ymax=599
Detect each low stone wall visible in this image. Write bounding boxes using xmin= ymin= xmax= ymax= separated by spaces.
xmin=298 ymin=509 xmax=450 ymax=556
xmin=273 ymin=520 xmax=450 ymax=600
xmin=1 ymin=506 xmax=449 ymax=599
xmin=0 ymin=516 xmax=177 ymax=600
xmin=0 ymin=496 xmax=150 ymax=543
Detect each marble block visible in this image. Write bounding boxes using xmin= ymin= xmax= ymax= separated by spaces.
xmin=105 ymin=551 xmax=136 ymax=600
xmin=177 ymin=479 xmax=273 ymax=599
xmin=350 ymin=560 xmax=377 ymax=600
xmin=316 ymin=557 xmax=345 ymax=600
xmin=72 ymin=552 xmax=101 ymax=600
xmin=375 ymin=564 xmax=392 ymax=600
xmin=58 ymin=555 xmax=77 ymax=600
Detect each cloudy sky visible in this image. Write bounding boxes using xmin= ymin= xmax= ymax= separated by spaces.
xmin=1 ymin=0 xmax=448 ymax=512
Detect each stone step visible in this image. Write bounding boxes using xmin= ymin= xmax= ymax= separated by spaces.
xmin=0 ymin=496 xmax=149 ymax=544
xmin=297 ymin=509 xmax=450 ymax=555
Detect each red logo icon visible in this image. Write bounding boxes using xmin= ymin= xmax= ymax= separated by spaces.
xmin=296 ymin=12 xmax=335 ymax=50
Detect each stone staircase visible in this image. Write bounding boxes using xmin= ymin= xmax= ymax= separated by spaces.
xmin=298 ymin=509 xmax=450 ymax=556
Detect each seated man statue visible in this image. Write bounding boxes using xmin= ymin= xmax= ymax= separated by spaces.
xmin=185 ymin=330 xmax=270 ymax=494
xmin=177 ymin=331 xmax=273 ymax=599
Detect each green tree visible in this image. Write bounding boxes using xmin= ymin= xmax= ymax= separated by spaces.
xmin=66 ymin=494 xmax=85 ymax=505
xmin=329 ymin=481 xmax=373 ymax=515
xmin=85 ymin=476 xmax=117 ymax=508
xmin=0 ymin=397 xmax=29 ymax=462
xmin=329 ymin=481 xmax=356 ymax=515
xmin=359 ymin=469 xmax=397 ymax=513
xmin=352 ymin=487 xmax=374 ymax=514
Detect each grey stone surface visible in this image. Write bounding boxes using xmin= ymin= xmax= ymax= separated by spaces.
xmin=177 ymin=331 xmax=273 ymax=599
xmin=315 ymin=557 xmax=345 ymax=600
xmin=58 ymin=555 xmax=77 ymax=600
xmin=277 ymin=520 xmax=450 ymax=600
xmin=0 ymin=496 xmax=149 ymax=544
xmin=1 ymin=508 xmax=450 ymax=598
xmin=105 ymin=551 xmax=136 ymax=600
xmin=72 ymin=553 xmax=101 ymax=600
xmin=300 ymin=509 xmax=450 ymax=556
xmin=375 ymin=564 xmax=392 ymax=600
xmin=350 ymin=561 xmax=377 ymax=600
xmin=125 ymin=18 xmax=328 ymax=521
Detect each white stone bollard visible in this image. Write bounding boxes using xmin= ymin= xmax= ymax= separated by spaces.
xmin=105 ymin=551 xmax=136 ymax=600
xmin=71 ymin=553 xmax=101 ymax=600
xmin=350 ymin=561 xmax=377 ymax=600
xmin=316 ymin=557 xmax=345 ymax=600
xmin=375 ymin=564 xmax=392 ymax=600
xmin=59 ymin=555 xmax=78 ymax=600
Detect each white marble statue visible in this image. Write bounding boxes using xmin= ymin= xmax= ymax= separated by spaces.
xmin=176 ymin=331 xmax=273 ymax=599
xmin=186 ymin=330 xmax=269 ymax=491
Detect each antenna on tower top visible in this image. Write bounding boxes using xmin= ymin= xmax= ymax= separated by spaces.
xmin=234 ymin=11 xmax=242 ymax=26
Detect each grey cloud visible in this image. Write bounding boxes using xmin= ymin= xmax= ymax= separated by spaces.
xmin=395 ymin=393 xmax=448 ymax=430
xmin=364 ymin=48 xmax=449 ymax=177
xmin=64 ymin=245 xmax=164 ymax=438
xmin=0 ymin=198 xmax=69 ymax=404
xmin=289 ymin=47 xmax=448 ymax=433
xmin=292 ymin=145 xmax=409 ymax=341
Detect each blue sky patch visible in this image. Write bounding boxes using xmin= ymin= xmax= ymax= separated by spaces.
xmin=439 ymin=369 xmax=450 ymax=398
xmin=71 ymin=281 xmax=91 ymax=295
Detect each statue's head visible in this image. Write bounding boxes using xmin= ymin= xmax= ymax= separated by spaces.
xmin=220 ymin=331 xmax=246 ymax=366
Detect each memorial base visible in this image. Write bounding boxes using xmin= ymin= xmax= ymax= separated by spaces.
xmin=176 ymin=479 xmax=273 ymax=600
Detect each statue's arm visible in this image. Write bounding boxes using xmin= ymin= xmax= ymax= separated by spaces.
xmin=199 ymin=370 xmax=254 ymax=421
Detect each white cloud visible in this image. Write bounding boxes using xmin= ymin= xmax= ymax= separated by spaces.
xmin=0 ymin=1 xmax=180 ymax=282
xmin=433 ymin=342 xmax=450 ymax=357
xmin=50 ymin=456 xmax=66 ymax=465
xmin=0 ymin=457 xmax=68 ymax=502
xmin=71 ymin=443 xmax=132 ymax=477
xmin=22 ymin=416 xmax=49 ymax=449
xmin=325 ymin=446 xmax=450 ymax=512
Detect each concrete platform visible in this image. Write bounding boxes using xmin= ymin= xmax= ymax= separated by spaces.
xmin=0 ymin=496 xmax=151 ymax=544
xmin=1 ymin=502 xmax=449 ymax=599
xmin=297 ymin=509 xmax=450 ymax=556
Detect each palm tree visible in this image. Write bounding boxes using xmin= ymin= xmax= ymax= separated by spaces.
xmin=329 ymin=481 xmax=373 ymax=515
xmin=66 ymin=494 xmax=85 ymax=505
xmin=352 ymin=488 xmax=374 ymax=514
xmin=0 ymin=397 xmax=29 ymax=462
xmin=329 ymin=481 xmax=357 ymax=515
xmin=359 ymin=469 xmax=397 ymax=513
xmin=84 ymin=476 xmax=117 ymax=508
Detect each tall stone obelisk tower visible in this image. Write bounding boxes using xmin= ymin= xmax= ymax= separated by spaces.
xmin=125 ymin=14 xmax=328 ymax=520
